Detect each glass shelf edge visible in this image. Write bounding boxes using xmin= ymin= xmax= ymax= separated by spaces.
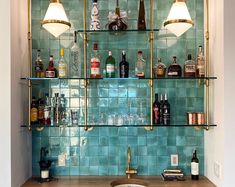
xmin=76 ymin=29 xmax=160 ymax=33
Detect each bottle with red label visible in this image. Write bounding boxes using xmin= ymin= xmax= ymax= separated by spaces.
xmin=90 ymin=43 xmax=101 ymax=78
xmin=46 ymin=55 xmax=57 ymax=78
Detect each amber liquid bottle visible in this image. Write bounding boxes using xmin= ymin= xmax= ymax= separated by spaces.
xmin=138 ymin=0 xmax=146 ymax=30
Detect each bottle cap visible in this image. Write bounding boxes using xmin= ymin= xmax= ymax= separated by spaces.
xmin=108 ymin=51 xmax=112 ymax=56
xmin=93 ymin=0 xmax=98 ymax=2
xmin=93 ymin=43 xmax=98 ymax=50
xmin=122 ymin=50 xmax=126 ymax=55
xmin=188 ymin=54 xmax=192 ymax=60
xmin=138 ymin=50 xmax=143 ymax=54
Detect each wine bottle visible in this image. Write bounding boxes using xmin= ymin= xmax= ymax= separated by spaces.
xmin=119 ymin=50 xmax=129 ymax=78
xmin=159 ymin=94 xmax=164 ymax=124
xmin=137 ymin=0 xmax=146 ymax=30
xmin=105 ymin=51 xmax=116 ymax=78
xmin=153 ymin=93 xmax=160 ymax=124
xmin=162 ymin=93 xmax=170 ymax=125
xmin=191 ymin=150 xmax=199 ymax=180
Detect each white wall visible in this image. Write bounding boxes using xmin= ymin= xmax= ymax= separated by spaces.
xmin=0 ymin=0 xmax=11 ymax=186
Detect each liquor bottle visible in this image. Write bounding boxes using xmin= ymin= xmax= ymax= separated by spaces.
xmin=90 ymin=43 xmax=101 ymax=78
xmin=137 ymin=0 xmax=146 ymax=30
xmin=153 ymin=58 xmax=166 ymax=78
xmin=30 ymin=96 xmax=38 ymax=124
xmin=167 ymin=56 xmax=182 ymax=77
xmin=37 ymin=98 xmax=44 ymax=124
xmin=70 ymin=31 xmax=81 ymax=78
xmin=159 ymin=94 xmax=164 ymax=124
xmin=153 ymin=93 xmax=160 ymax=124
xmin=58 ymin=48 xmax=68 ymax=78
xmin=90 ymin=0 xmax=100 ymax=30
xmin=45 ymin=55 xmax=57 ymax=78
xmin=119 ymin=50 xmax=129 ymax=78
xmin=162 ymin=93 xmax=170 ymax=125
xmin=108 ymin=0 xmax=128 ymax=31
xmin=53 ymin=93 xmax=60 ymax=125
xmin=60 ymin=94 xmax=67 ymax=125
xmin=191 ymin=150 xmax=199 ymax=180
xmin=43 ymin=93 xmax=51 ymax=125
xmin=34 ymin=49 xmax=44 ymax=78
xmin=105 ymin=51 xmax=116 ymax=78
xmin=184 ymin=54 xmax=196 ymax=77
xmin=196 ymin=46 xmax=205 ymax=77
xmin=135 ymin=51 xmax=145 ymax=78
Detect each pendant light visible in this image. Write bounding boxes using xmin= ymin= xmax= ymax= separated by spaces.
xmin=164 ymin=0 xmax=193 ymax=37
xmin=41 ymin=0 xmax=71 ymax=37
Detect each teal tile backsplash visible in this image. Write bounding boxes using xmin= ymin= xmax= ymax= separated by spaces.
xmin=32 ymin=0 xmax=205 ymax=176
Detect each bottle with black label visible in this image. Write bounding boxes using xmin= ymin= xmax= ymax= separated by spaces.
xmin=153 ymin=93 xmax=160 ymax=124
xmin=119 ymin=50 xmax=129 ymax=78
xmin=162 ymin=93 xmax=170 ymax=125
xmin=191 ymin=150 xmax=199 ymax=180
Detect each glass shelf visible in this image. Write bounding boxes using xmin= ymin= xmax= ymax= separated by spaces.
xmin=21 ymin=77 xmax=217 ymax=81
xmin=21 ymin=124 xmax=217 ymax=128
xmin=76 ymin=29 xmax=160 ymax=33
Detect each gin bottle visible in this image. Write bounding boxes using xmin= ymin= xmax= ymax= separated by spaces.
xmin=135 ymin=51 xmax=145 ymax=78
xmin=105 ymin=51 xmax=116 ymax=78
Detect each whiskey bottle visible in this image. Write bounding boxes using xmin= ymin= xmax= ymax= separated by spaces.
xmin=58 ymin=48 xmax=68 ymax=78
xmin=167 ymin=56 xmax=182 ymax=77
xmin=153 ymin=93 xmax=160 ymax=124
xmin=184 ymin=54 xmax=196 ymax=77
xmin=34 ymin=49 xmax=44 ymax=78
xmin=162 ymin=93 xmax=170 ymax=125
xmin=105 ymin=51 xmax=116 ymax=78
xmin=137 ymin=0 xmax=146 ymax=30
xmin=46 ymin=55 xmax=57 ymax=78
xmin=70 ymin=31 xmax=81 ymax=78
xmin=191 ymin=150 xmax=199 ymax=180
xmin=90 ymin=0 xmax=100 ymax=30
xmin=30 ymin=96 xmax=38 ymax=124
xmin=90 ymin=43 xmax=101 ymax=78
xmin=119 ymin=50 xmax=129 ymax=78
xmin=153 ymin=58 xmax=166 ymax=78
xmin=196 ymin=46 xmax=205 ymax=77
xmin=135 ymin=51 xmax=145 ymax=78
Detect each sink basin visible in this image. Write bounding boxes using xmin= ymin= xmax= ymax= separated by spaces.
xmin=110 ymin=178 xmax=148 ymax=187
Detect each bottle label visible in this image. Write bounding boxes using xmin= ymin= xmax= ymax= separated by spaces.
xmin=106 ymin=64 xmax=115 ymax=73
xmin=157 ymin=68 xmax=165 ymax=76
xmin=197 ymin=64 xmax=205 ymax=76
xmin=185 ymin=64 xmax=196 ymax=73
xmin=44 ymin=108 xmax=50 ymax=119
xmin=191 ymin=162 xmax=199 ymax=175
xmin=91 ymin=58 xmax=100 ymax=75
xmin=59 ymin=64 xmax=67 ymax=78
xmin=38 ymin=107 xmax=44 ymax=120
xmin=46 ymin=71 xmax=55 ymax=78
xmin=30 ymin=108 xmax=38 ymax=122
xmin=168 ymin=72 xmax=178 ymax=76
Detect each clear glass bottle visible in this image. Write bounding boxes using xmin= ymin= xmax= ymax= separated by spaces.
xmin=135 ymin=51 xmax=145 ymax=78
xmin=53 ymin=93 xmax=60 ymax=125
xmin=196 ymin=46 xmax=205 ymax=77
xmin=43 ymin=93 xmax=51 ymax=125
xmin=58 ymin=48 xmax=68 ymax=78
xmin=167 ymin=56 xmax=182 ymax=77
xmin=105 ymin=51 xmax=116 ymax=78
xmin=70 ymin=31 xmax=81 ymax=78
xmin=184 ymin=54 xmax=196 ymax=77
xmin=90 ymin=43 xmax=101 ymax=78
xmin=34 ymin=49 xmax=44 ymax=78
xmin=137 ymin=0 xmax=146 ymax=30
xmin=153 ymin=58 xmax=166 ymax=78
xmin=45 ymin=55 xmax=57 ymax=78
xmin=90 ymin=0 xmax=100 ymax=30
xmin=119 ymin=50 xmax=129 ymax=78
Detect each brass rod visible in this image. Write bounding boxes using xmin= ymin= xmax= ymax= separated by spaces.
xmin=28 ymin=0 xmax=32 ymax=131
xmin=205 ymin=0 xmax=210 ymax=130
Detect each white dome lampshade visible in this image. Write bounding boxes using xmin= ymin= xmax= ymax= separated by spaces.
xmin=164 ymin=0 xmax=194 ymax=37
xmin=41 ymin=0 xmax=71 ymax=37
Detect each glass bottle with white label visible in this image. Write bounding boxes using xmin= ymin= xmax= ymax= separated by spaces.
xmin=191 ymin=150 xmax=199 ymax=180
xmin=58 ymin=48 xmax=67 ymax=78
xmin=167 ymin=56 xmax=182 ymax=77
xmin=184 ymin=54 xmax=196 ymax=77
xmin=105 ymin=51 xmax=116 ymax=78
xmin=196 ymin=46 xmax=205 ymax=77
xmin=90 ymin=43 xmax=101 ymax=78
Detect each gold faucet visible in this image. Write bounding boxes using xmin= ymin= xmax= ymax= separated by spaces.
xmin=126 ymin=146 xmax=137 ymax=179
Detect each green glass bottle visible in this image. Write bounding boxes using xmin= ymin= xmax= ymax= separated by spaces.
xmin=105 ymin=51 xmax=116 ymax=78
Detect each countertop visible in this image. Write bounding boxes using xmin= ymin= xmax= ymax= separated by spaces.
xmin=21 ymin=176 xmax=216 ymax=187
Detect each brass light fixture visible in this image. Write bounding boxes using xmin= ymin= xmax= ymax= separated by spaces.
xmin=41 ymin=0 xmax=71 ymax=37
xmin=164 ymin=0 xmax=194 ymax=37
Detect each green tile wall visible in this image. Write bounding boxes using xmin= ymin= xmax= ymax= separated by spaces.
xmin=32 ymin=0 xmax=205 ymax=176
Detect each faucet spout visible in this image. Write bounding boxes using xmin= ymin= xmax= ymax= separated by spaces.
xmin=126 ymin=146 xmax=137 ymax=179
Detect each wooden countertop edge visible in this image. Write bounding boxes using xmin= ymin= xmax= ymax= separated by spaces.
xmin=22 ymin=176 xmax=216 ymax=187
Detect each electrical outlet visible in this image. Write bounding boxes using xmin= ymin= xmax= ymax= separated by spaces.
xmin=171 ymin=154 xmax=178 ymax=166
xmin=58 ymin=154 xmax=66 ymax=166
xmin=214 ymin=162 xmax=221 ymax=178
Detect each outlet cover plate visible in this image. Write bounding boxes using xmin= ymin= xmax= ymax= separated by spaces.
xmin=171 ymin=154 xmax=179 ymax=166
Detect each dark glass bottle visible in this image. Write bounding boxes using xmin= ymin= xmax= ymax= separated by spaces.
xmin=159 ymin=94 xmax=164 ymax=124
xmin=30 ymin=96 xmax=38 ymax=124
xmin=162 ymin=93 xmax=170 ymax=125
xmin=191 ymin=150 xmax=199 ymax=180
xmin=167 ymin=56 xmax=182 ymax=77
xmin=46 ymin=55 xmax=57 ymax=78
xmin=43 ymin=93 xmax=51 ymax=125
xmin=153 ymin=93 xmax=160 ymax=124
xmin=138 ymin=0 xmax=146 ymax=30
xmin=119 ymin=50 xmax=129 ymax=78
xmin=105 ymin=51 xmax=116 ymax=78
xmin=37 ymin=98 xmax=44 ymax=124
